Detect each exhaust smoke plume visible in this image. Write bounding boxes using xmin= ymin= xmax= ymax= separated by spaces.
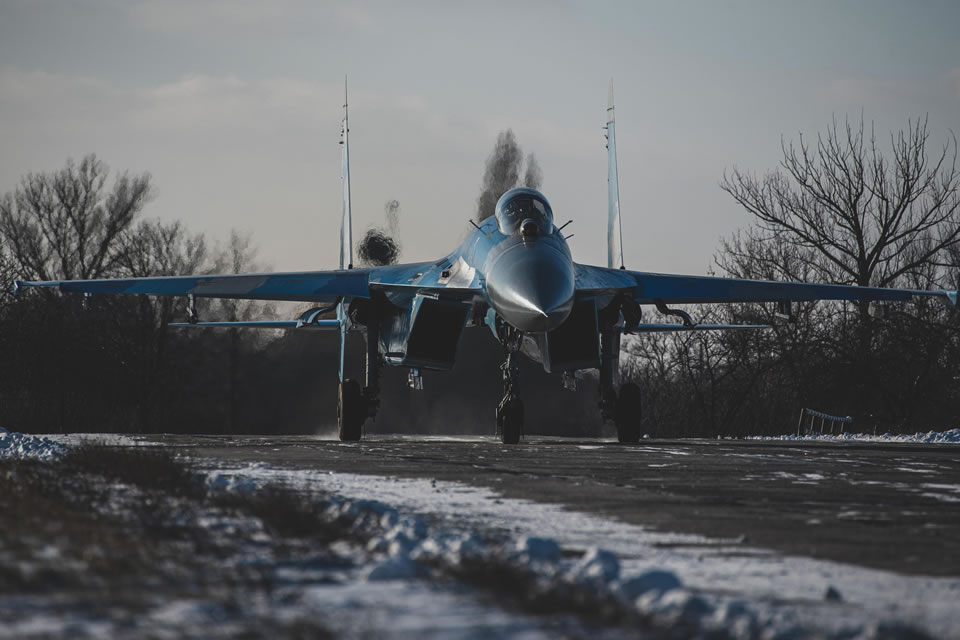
xmin=475 ymin=130 xmax=543 ymax=222
xmin=357 ymin=200 xmax=402 ymax=266
xmin=523 ymin=153 xmax=542 ymax=191
xmin=384 ymin=199 xmax=400 ymax=236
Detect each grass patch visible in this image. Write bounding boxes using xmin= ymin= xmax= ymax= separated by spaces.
xmin=0 ymin=450 xmax=342 ymax=636
xmin=58 ymin=445 xmax=355 ymax=546
xmin=50 ymin=445 xmax=353 ymax=546
xmin=61 ymin=444 xmax=205 ymax=498
xmin=0 ymin=458 xmax=163 ymax=594
xmin=214 ymin=484 xmax=350 ymax=543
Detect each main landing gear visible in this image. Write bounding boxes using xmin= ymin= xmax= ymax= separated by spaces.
xmin=338 ymin=379 xmax=365 ymax=441
xmin=599 ymin=324 xmax=643 ymax=444
xmin=614 ymin=382 xmax=642 ymax=443
xmin=338 ymin=320 xmax=382 ymax=442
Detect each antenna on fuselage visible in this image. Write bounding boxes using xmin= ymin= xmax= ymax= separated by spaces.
xmin=340 ymin=75 xmax=354 ymax=271
xmin=605 ymin=79 xmax=625 ymax=270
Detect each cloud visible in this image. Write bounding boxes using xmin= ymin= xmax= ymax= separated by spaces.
xmin=0 ymin=67 xmax=497 ymax=270
xmin=127 ymin=0 xmax=378 ymax=35
xmin=948 ymin=68 xmax=960 ymax=100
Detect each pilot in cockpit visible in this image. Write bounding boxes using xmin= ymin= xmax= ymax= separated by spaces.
xmin=494 ymin=188 xmax=554 ymax=237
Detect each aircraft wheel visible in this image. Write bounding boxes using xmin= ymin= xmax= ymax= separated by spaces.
xmin=616 ymin=382 xmax=642 ymax=444
xmin=338 ymin=379 xmax=365 ymax=441
xmin=500 ymin=399 xmax=523 ymax=445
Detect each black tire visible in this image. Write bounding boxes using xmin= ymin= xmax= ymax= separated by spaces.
xmin=338 ymin=379 xmax=365 ymax=442
xmin=500 ymin=399 xmax=523 ymax=445
xmin=616 ymin=382 xmax=642 ymax=444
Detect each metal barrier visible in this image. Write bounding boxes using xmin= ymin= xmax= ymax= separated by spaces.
xmin=796 ymin=408 xmax=853 ymax=436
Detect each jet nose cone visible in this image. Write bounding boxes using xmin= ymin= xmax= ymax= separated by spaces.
xmin=509 ymin=276 xmax=574 ymax=332
xmin=486 ymin=242 xmax=575 ymax=333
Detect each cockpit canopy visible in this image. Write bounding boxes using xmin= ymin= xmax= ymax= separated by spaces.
xmin=494 ymin=187 xmax=554 ymax=236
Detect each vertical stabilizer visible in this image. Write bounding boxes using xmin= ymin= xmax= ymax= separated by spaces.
xmin=605 ymin=80 xmax=624 ymax=270
xmin=340 ymin=77 xmax=354 ymax=271
xmin=337 ymin=77 xmax=353 ymax=382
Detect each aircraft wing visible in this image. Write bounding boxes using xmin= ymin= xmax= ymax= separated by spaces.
xmin=168 ymin=320 xmax=340 ymax=329
xmin=575 ymin=264 xmax=959 ymax=306
xmin=13 ymin=261 xmax=446 ymax=303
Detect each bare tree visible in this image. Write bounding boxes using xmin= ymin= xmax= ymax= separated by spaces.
xmin=0 ymin=154 xmax=151 ymax=282
xmin=721 ymin=116 xmax=960 ymax=297
xmin=716 ymin=116 xmax=960 ymax=432
xmin=0 ymin=239 xmax=14 ymax=312
xmin=105 ymin=220 xmax=209 ymax=432
xmin=211 ymin=230 xmax=274 ymax=433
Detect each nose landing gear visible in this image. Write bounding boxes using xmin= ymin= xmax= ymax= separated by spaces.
xmin=495 ymin=320 xmax=524 ymax=444
xmin=497 ymin=352 xmax=523 ymax=444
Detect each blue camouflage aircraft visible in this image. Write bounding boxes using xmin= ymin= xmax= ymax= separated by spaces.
xmin=14 ymin=83 xmax=958 ymax=443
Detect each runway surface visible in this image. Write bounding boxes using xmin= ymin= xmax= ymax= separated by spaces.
xmin=150 ymin=434 xmax=960 ymax=577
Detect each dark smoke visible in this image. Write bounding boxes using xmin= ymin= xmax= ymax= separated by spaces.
xmin=357 ymin=200 xmax=402 ymax=266
xmin=475 ymin=130 xmax=544 ymax=221
xmin=357 ymin=228 xmax=400 ymax=266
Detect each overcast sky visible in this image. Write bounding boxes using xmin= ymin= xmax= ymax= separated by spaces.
xmin=1 ymin=0 xmax=958 ymax=275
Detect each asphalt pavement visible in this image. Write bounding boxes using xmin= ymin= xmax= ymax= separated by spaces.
xmin=149 ymin=434 xmax=960 ymax=577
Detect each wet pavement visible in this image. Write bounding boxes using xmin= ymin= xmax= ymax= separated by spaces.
xmin=148 ymin=434 xmax=960 ymax=578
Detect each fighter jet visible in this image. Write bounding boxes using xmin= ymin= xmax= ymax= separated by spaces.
xmin=14 ymin=83 xmax=957 ymax=444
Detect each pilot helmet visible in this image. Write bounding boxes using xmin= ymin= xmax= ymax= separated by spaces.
xmin=494 ymin=187 xmax=554 ymax=236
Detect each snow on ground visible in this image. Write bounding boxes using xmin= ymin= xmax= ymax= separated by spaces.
xmin=0 ymin=426 xmax=66 ymax=459
xmin=49 ymin=432 xmax=159 ymax=448
xmin=4 ymin=428 xmax=958 ymax=638
xmin=0 ymin=427 xmax=159 ymax=460
xmin=751 ymin=428 xmax=960 ymax=444
xmin=203 ymin=461 xmax=960 ymax=639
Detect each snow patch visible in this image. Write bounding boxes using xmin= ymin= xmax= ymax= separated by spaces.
xmin=514 ymin=536 xmax=561 ymax=563
xmin=196 ymin=463 xmax=952 ymax=639
xmin=0 ymin=427 xmax=67 ymax=459
xmin=570 ymin=547 xmax=620 ymax=584
xmin=617 ymin=570 xmax=683 ymax=601
xmin=751 ymin=428 xmax=960 ymax=444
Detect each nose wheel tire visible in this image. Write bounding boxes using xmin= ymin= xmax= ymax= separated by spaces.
xmin=498 ymin=398 xmax=524 ymax=445
xmin=615 ymin=382 xmax=642 ymax=443
xmin=338 ymin=379 xmax=365 ymax=442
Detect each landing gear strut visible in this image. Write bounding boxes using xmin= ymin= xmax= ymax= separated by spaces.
xmin=615 ymin=382 xmax=642 ymax=443
xmin=364 ymin=320 xmax=381 ymax=420
xmin=338 ymin=379 xmax=364 ymax=441
xmin=497 ymin=352 xmax=523 ymax=444
xmin=495 ymin=319 xmax=524 ymax=444
xmin=338 ymin=316 xmax=381 ymax=442
xmin=599 ymin=325 xmax=643 ymax=444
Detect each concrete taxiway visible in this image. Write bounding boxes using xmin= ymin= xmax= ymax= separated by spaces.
xmin=144 ymin=435 xmax=960 ymax=578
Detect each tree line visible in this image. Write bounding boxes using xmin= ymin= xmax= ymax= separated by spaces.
xmin=0 ymin=155 xmax=289 ymax=434
xmin=1 ymin=116 xmax=957 ymax=437
xmin=624 ymin=117 xmax=960 ymax=436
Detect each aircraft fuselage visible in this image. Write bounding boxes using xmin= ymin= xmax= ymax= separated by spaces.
xmin=373 ymin=187 xmax=587 ymax=373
